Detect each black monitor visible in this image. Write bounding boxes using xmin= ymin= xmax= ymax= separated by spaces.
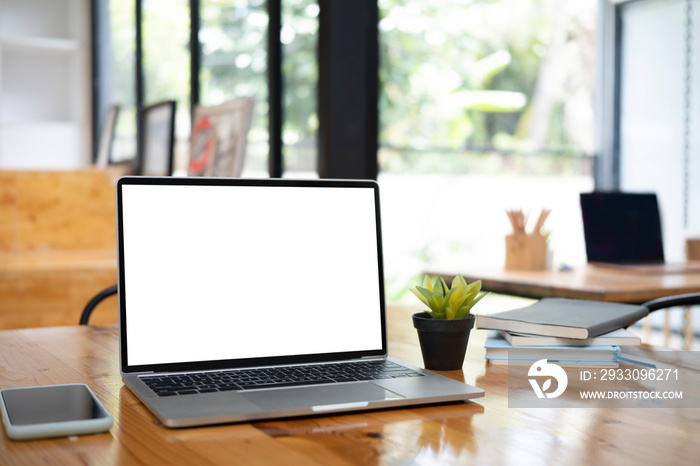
xmin=580 ymin=192 xmax=665 ymax=264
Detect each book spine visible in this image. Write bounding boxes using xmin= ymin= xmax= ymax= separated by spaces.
xmin=587 ymin=307 xmax=649 ymax=337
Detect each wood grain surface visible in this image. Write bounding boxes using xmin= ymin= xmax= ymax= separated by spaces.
xmin=1 ymin=305 xmax=698 ymax=465
xmin=0 ymin=170 xmax=116 ymax=253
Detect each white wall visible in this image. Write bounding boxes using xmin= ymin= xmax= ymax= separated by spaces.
xmin=618 ymin=0 xmax=699 ymax=261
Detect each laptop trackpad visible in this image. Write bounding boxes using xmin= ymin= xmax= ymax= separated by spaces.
xmin=241 ymin=383 xmax=404 ymax=411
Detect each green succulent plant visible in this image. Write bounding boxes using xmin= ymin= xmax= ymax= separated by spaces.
xmin=410 ymin=274 xmax=489 ymax=320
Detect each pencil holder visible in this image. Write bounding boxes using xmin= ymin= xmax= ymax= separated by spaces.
xmin=686 ymin=237 xmax=700 ymax=261
xmin=505 ymin=233 xmax=548 ymax=271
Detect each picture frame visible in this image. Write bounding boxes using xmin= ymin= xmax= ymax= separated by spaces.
xmin=95 ymin=104 xmax=120 ymax=168
xmin=139 ymin=100 xmax=176 ymax=176
xmin=188 ymin=97 xmax=254 ymax=177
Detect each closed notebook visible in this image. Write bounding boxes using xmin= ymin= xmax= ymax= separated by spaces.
xmin=474 ymin=298 xmax=649 ymax=339
xmin=485 ymin=357 xmax=620 ymax=368
xmin=499 ymin=328 xmax=641 ymax=347
xmin=484 ymin=337 xmax=620 ymax=360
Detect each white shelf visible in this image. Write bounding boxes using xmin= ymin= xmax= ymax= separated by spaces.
xmin=0 ymin=0 xmax=89 ymax=169
xmin=0 ymin=36 xmax=80 ymax=53
xmin=0 ymin=48 xmax=81 ymax=122
xmin=0 ymin=0 xmax=82 ymax=42
xmin=1 ymin=120 xmax=79 ymax=127
xmin=0 ymin=122 xmax=84 ymax=169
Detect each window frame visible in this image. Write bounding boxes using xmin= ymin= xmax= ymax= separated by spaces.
xmin=91 ymin=0 xmax=379 ymax=179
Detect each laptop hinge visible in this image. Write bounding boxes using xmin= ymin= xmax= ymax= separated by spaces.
xmin=360 ymin=355 xmax=386 ymax=359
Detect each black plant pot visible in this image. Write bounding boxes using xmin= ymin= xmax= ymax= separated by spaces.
xmin=412 ymin=312 xmax=475 ymax=371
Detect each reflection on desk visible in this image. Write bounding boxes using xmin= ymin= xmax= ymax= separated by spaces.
xmin=0 ymin=305 xmax=699 ymax=464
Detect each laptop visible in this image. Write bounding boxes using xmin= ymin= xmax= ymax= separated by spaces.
xmin=117 ymin=176 xmax=484 ymax=427
xmin=580 ymin=192 xmax=700 ymax=274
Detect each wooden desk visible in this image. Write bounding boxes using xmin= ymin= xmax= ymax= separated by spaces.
xmin=429 ymin=266 xmax=700 ymax=350
xmin=1 ymin=305 xmax=699 ymax=464
xmin=430 ymin=265 xmax=700 ymax=304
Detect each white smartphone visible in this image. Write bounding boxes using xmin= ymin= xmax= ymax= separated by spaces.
xmin=0 ymin=384 xmax=113 ymax=441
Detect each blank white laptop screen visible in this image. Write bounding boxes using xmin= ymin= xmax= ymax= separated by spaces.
xmin=120 ymin=183 xmax=384 ymax=367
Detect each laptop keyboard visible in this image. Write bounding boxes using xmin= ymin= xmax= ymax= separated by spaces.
xmin=141 ymin=360 xmax=424 ymax=397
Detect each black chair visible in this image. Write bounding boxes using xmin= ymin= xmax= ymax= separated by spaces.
xmin=643 ymin=293 xmax=700 ymax=312
xmin=79 ymin=285 xmax=118 ymax=325
xmin=641 ymin=293 xmax=699 ymax=349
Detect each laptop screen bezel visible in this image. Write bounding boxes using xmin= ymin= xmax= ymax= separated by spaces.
xmin=116 ymin=176 xmax=388 ymax=374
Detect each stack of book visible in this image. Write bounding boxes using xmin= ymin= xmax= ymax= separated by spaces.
xmin=474 ymin=298 xmax=648 ymax=367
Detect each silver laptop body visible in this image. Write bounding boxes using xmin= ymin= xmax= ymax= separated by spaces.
xmin=117 ymin=177 xmax=483 ymax=427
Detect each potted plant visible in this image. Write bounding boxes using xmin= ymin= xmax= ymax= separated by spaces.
xmin=410 ymin=274 xmax=489 ymax=370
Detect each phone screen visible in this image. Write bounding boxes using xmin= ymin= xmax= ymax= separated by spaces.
xmin=1 ymin=385 xmax=108 ymax=426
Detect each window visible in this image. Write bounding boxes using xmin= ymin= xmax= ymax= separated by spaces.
xmin=377 ymin=0 xmax=598 ymax=300
xmin=93 ymin=0 xmax=320 ymax=177
xmin=199 ymin=0 xmax=269 ymax=176
xmin=379 ymin=0 xmax=596 ymax=174
xmin=281 ymin=0 xmax=318 ymax=176
xmin=93 ymin=0 xmax=137 ymax=163
xmin=142 ymin=0 xmax=191 ymax=172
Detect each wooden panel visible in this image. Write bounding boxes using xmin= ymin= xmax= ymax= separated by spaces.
xmin=0 ymin=169 xmax=118 ymax=328
xmin=0 ymin=250 xmax=118 ymax=328
xmin=12 ymin=170 xmax=116 ymax=252
xmin=0 ymin=172 xmax=18 ymax=251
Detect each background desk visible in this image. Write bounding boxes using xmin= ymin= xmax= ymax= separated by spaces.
xmin=1 ymin=305 xmax=699 ymax=464
xmin=428 ymin=265 xmax=700 ymax=304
